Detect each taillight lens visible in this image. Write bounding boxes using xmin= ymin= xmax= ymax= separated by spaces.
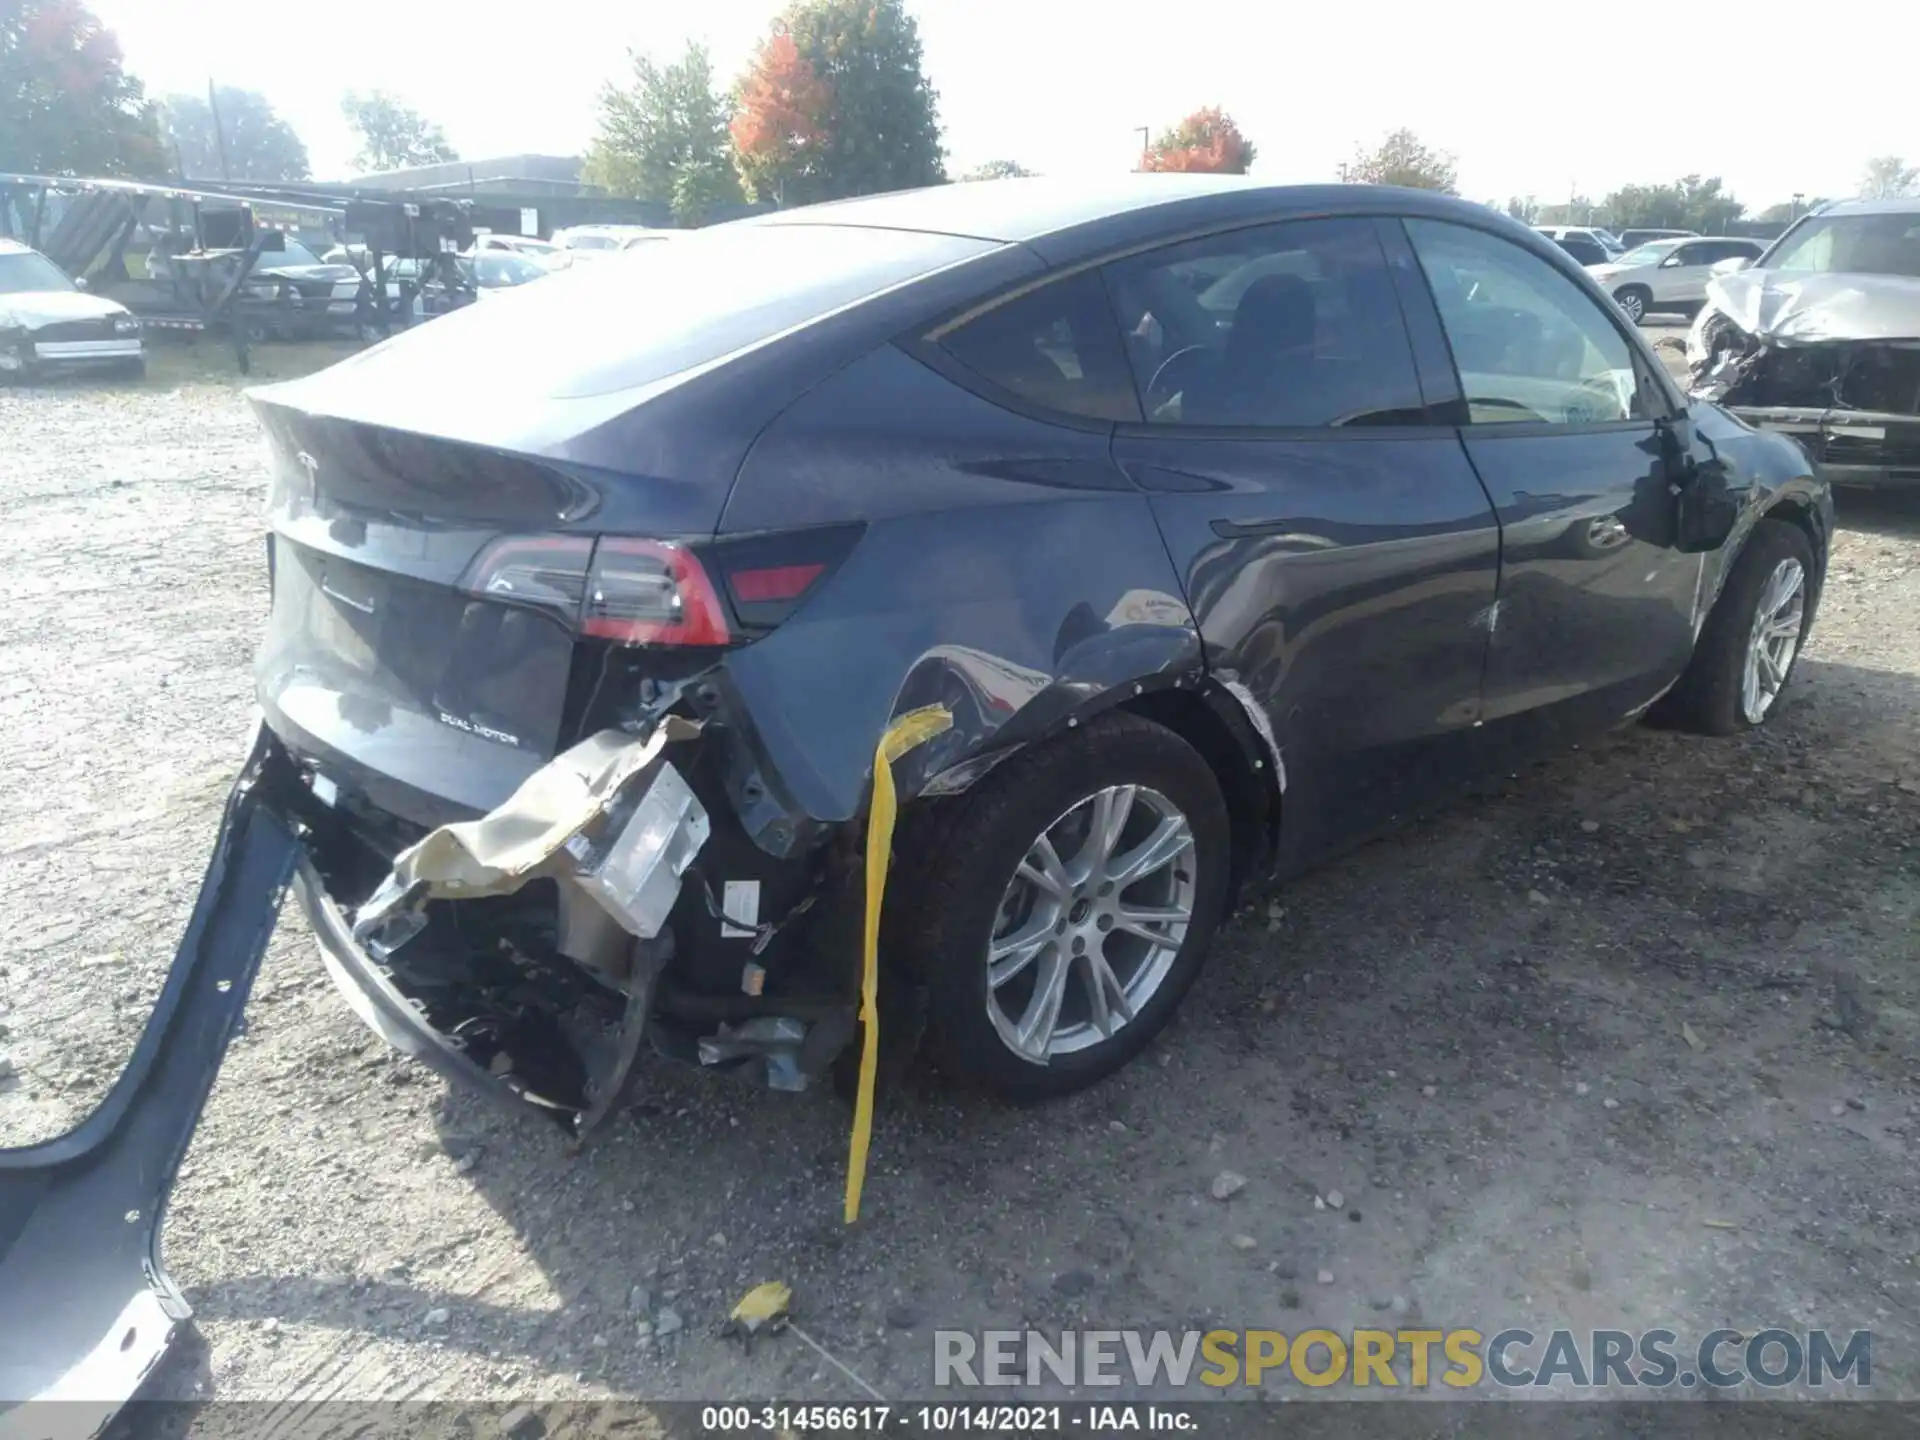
xmin=462 ymin=535 xmax=593 ymax=615
xmin=583 ymin=537 xmax=731 ymax=647
xmin=458 ymin=525 xmax=862 ymax=646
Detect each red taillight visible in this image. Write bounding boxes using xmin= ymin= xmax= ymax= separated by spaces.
xmin=462 ymin=535 xmax=594 ymax=615
xmin=460 ymin=525 xmax=862 ymax=647
xmin=729 ymin=562 xmax=825 ymax=604
xmin=460 ymin=534 xmax=730 ymax=647
xmin=582 ymin=537 xmax=731 ymax=647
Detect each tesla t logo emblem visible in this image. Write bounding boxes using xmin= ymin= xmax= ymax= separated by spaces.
xmin=295 ymin=450 xmax=319 ymax=501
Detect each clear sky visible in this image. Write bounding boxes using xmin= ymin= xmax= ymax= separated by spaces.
xmin=90 ymin=0 xmax=1914 ymax=210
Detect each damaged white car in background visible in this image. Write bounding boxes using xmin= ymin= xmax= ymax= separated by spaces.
xmin=1689 ymin=197 xmax=1920 ymax=487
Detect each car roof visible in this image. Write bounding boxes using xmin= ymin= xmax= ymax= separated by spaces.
xmin=1812 ymin=197 xmax=1920 ymax=217
xmin=0 ymin=237 xmax=36 ymax=256
xmin=754 ymin=176 xmax=1532 ymax=263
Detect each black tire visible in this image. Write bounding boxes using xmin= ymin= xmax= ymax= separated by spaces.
xmin=1614 ymin=285 xmax=1651 ymax=324
xmin=891 ymin=712 xmax=1232 ymax=1100
xmin=1654 ymin=518 xmax=1816 ymax=736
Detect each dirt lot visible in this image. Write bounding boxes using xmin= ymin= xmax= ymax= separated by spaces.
xmin=3 ymin=331 xmax=1918 ymax=1414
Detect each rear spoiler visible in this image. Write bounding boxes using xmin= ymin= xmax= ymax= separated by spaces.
xmin=0 ymin=726 xmax=299 ymax=1435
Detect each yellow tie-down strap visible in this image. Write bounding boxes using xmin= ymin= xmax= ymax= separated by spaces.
xmin=845 ymin=703 xmax=953 ymax=1224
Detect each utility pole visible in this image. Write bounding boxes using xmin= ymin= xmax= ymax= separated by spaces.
xmin=1135 ymin=126 xmax=1150 ymax=167
xmin=207 ymin=79 xmax=233 ymax=182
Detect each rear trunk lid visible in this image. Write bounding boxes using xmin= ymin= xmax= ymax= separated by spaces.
xmin=247 ymin=221 xmax=1001 ymax=828
xmin=251 ymin=408 xmax=645 ymax=828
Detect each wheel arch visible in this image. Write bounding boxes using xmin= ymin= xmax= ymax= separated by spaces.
xmin=1759 ymin=492 xmax=1828 ymax=602
xmin=1119 ymin=682 xmax=1281 ymax=910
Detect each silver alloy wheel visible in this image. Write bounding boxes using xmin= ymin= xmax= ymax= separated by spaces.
xmin=984 ymin=784 xmax=1196 ymax=1063
xmin=1742 ymin=556 xmax=1806 ymax=724
xmin=1615 ymin=289 xmax=1645 ymax=322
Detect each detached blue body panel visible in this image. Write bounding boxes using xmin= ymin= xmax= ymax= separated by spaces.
xmin=0 ymin=732 xmax=297 ymax=1428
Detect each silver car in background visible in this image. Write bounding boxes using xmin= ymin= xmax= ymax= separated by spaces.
xmin=1688 ymin=198 xmax=1920 ymax=488
xmin=0 ymin=238 xmax=144 ymax=379
xmin=1587 ymin=236 xmax=1765 ymax=323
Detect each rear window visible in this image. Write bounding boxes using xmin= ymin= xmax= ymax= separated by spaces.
xmin=936 ymin=270 xmax=1140 ymax=422
xmin=330 ymin=222 xmax=996 ymax=400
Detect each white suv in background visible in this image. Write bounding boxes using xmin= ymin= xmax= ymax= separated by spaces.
xmin=1588 ymin=237 xmax=1766 ymax=322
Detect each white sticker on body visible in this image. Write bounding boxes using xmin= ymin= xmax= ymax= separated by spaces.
xmin=721 ymin=879 xmax=760 ymax=938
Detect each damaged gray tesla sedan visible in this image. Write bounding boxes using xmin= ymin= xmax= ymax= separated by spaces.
xmin=1689 ymin=197 xmax=1920 ymax=487
xmin=1 ymin=177 xmax=1834 ymax=1415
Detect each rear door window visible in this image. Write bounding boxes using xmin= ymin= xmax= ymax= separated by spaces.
xmin=1405 ymin=218 xmax=1655 ymax=427
xmin=1100 ymin=217 xmax=1429 ymax=428
xmin=934 ymin=269 xmax=1141 ymax=422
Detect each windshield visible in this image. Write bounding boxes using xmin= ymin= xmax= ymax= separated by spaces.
xmin=566 ymin=235 xmax=621 ymax=251
xmin=1614 ymin=240 xmax=1683 ymax=268
xmin=1766 ymin=213 xmax=1920 ymax=278
xmin=0 ymin=250 xmax=77 ymax=294
xmin=260 ymin=239 xmax=323 ymax=268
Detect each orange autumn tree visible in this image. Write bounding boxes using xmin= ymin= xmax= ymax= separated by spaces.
xmin=1138 ymin=107 xmax=1257 ymax=174
xmin=730 ymin=30 xmax=832 ymax=206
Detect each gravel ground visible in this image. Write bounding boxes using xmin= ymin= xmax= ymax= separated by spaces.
xmin=3 ymin=343 xmax=1918 ymax=1416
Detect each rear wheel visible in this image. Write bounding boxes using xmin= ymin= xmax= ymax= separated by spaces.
xmin=1656 ymin=518 xmax=1815 ymax=735
xmin=1613 ymin=285 xmax=1651 ymax=324
xmin=896 ymin=713 xmax=1232 ymax=1099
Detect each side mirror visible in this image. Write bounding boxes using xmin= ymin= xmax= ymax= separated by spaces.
xmin=1710 ymin=256 xmax=1751 ymax=275
xmin=73 ymin=276 xmax=89 ymax=291
xmin=1659 ymin=254 xmax=1685 ymax=268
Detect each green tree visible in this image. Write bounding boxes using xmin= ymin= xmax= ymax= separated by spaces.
xmin=1860 ymin=155 xmax=1917 ymax=200
xmin=162 ymin=86 xmax=309 ymax=181
xmin=1340 ymin=129 xmax=1457 ymax=193
xmin=1504 ymin=195 xmax=1540 ymax=223
xmin=1139 ymin=107 xmax=1255 ymax=174
xmin=960 ymin=159 xmax=1033 ymax=180
xmin=0 ymin=0 xmax=167 ymax=176
xmin=671 ymin=154 xmax=745 ymax=225
xmin=341 ymin=90 xmax=457 ymax=172
xmin=735 ymin=0 xmax=944 ymax=206
xmin=1599 ymin=175 xmax=1743 ymax=232
xmin=582 ymin=42 xmax=741 ymax=224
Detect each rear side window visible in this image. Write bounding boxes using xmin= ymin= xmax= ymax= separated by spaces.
xmin=1100 ymin=216 xmax=1428 ymax=428
xmin=935 ymin=270 xmax=1140 ymax=422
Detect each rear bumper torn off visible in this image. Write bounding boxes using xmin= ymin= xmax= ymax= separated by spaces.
xmin=300 ymin=719 xmax=721 ymax=1128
